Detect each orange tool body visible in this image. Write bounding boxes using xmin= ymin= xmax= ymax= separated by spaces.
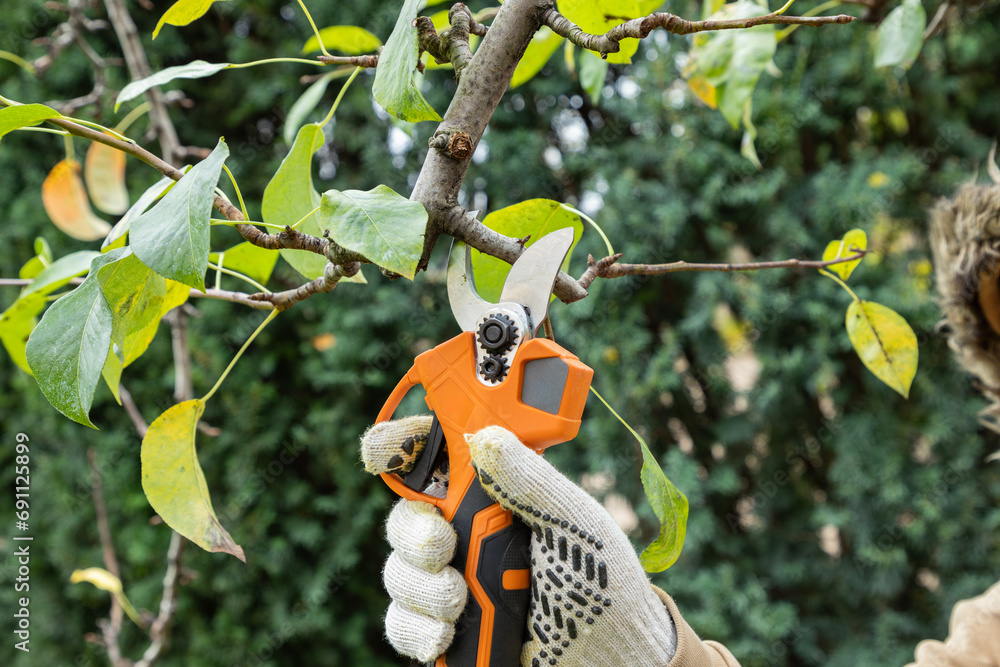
xmin=376 ymin=229 xmax=593 ymax=667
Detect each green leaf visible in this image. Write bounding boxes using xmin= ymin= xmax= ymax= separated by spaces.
xmin=470 ymin=200 xmax=584 ymax=303
xmin=557 ymin=0 xmax=641 ymax=64
xmin=845 ymin=300 xmax=918 ymax=398
xmin=25 ymin=249 xmax=128 ymax=428
xmin=580 ymin=50 xmax=610 ymax=104
xmin=153 ymin=0 xmax=228 ymax=39
xmin=264 ymin=124 xmax=331 ymax=281
xmin=209 ymin=242 xmax=279 ymax=286
xmin=590 ymin=387 xmax=688 ymax=572
xmin=511 ymin=27 xmax=564 ymax=89
xmin=101 ymin=344 xmax=123 ymax=404
xmin=740 ymin=99 xmax=762 ymax=169
xmin=131 ymin=139 xmax=229 ymax=292
xmin=0 ymin=293 xmax=45 ymax=375
xmin=122 ymin=280 xmax=190 ymax=367
xmin=717 ymin=9 xmax=775 ymax=128
xmin=372 ymin=0 xmax=442 ymax=122
xmin=20 ymin=250 xmax=100 ymax=299
xmin=0 ymin=104 xmax=60 ymax=141
xmin=141 ymin=399 xmax=246 ymax=561
xmin=683 ymin=2 xmax=775 ymax=129
xmin=283 ymin=74 xmax=333 ymax=147
xmin=103 ymin=176 xmax=175 ymax=252
xmin=319 ymin=185 xmax=428 ymax=280
xmin=34 ymin=237 xmax=53 ymax=263
xmin=115 ymin=61 xmax=231 ymax=111
xmin=874 ymin=0 xmax=927 ymax=69
xmin=822 ymin=228 xmax=868 ymax=281
xmin=302 ymin=26 xmax=382 ymax=55
xmin=97 ymin=250 xmax=168 ymax=362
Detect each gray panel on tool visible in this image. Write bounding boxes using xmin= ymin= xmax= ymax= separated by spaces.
xmin=521 ymin=357 xmax=570 ymax=414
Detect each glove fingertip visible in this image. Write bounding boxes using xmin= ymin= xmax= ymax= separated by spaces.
xmin=385 ymin=600 xmax=454 ymax=663
xmin=360 ymin=416 xmax=433 ymax=475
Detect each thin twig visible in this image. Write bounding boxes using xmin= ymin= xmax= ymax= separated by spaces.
xmin=167 ymin=309 xmax=193 ymax=403
xmin=541 ymin=7 xmax=855 ymax=57
xmin=0 ymin=100 xmax=335 ymax=265
xmin=134 ymin=532 xmax=185 ymax=667
xmin=923 ymin=2 xmax=950 ymax=40
xmin=316 ymin=54 xmax=379 ymax=67
xmin=249 ymin=262 xmax=360 ymax=310
xmin=118 ymin=386 xmax=148 ymax=438
xmin=87 ymin=447 xmax=124 ymax=665
xmin=578 ymin=250 xmax=868 ymax=288
xmin=1 ymin=278 xmax=274 ymax=311
xmin=103 ymin=0 xmax=182 ymax=164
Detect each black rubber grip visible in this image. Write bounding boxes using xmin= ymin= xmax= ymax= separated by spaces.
xmin=414 ymin=415 xmax=530 ymax=667
xmin=446 ymin=481 xmax=530 ymax=667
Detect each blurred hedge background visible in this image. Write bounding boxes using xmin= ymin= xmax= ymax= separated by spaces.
xmin=1 ymin=0 xmax=999 ymax=665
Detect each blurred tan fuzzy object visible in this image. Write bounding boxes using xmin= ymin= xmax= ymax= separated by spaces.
xmin=929 ymin=143 xmax=1000 ymax=434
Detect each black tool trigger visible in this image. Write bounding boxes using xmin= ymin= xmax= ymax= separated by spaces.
xmin=403 ymin=414 xmax=447 ymax=492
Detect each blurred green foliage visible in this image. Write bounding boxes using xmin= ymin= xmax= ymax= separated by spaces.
xmin=1 ymin=1 xmax=999 ymax=666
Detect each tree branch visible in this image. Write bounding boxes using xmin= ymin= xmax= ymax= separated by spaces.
xmin=103 ymin=0 xmax=182 ymax=165
xmin=88 ymin=448 xmax=129 ymax=667
xmin=134 ymin=532 xmax=185 ymax=667
xmin=1 ymin=277 xmax=276 ymax=311
xmin=316 ymin=54 xmax=379 ymax=67
xmin=541 ymin=7 xmax=855 ymax=57
xmin=0 ymin=101 xmax=333 ymax=266
xmin=248 ymin=262 xmax=360 ymax=310
xmin=577 ymin=250 xmax=869 ymax=288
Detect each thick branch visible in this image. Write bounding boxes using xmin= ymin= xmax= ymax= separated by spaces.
xmin=542 ymin=7 xmax=855 ymax=56
xmin=577 ymin=250 xmax=869 ymax=288
xmin=442 ymin=206 xmax=589 ymax=302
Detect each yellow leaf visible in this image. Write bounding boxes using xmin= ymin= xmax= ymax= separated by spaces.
xmin=845 ymin=300 xmax=918 ymax=398
xmin=154 ymin=0 xmax=228 ymax=39
xmin=123 ymin=280 xmax=189 ymax=367
xmin=822 ymin=228 xmax=867 ymax=281
xmin=84 ymin=141 xmax=129 ymax=215
xmin=311 ymin=332 xmax=336 ymax=351
xmin=867 ymin=171 xmax=890 ymax=189
xmin=687 ymin=75 xmax=717 ymax=109
xmin=41 ymin=160 xmax=112 ymax=241
xmin=301 ymin=26 xmax=381 ymax=55
xmin=69 ymin=567 xmax=143 ymax=627
xmin=70 ymin=567 xmax=122 ymax=594
xmin=141 ymin=399 xmax=246 ymax=561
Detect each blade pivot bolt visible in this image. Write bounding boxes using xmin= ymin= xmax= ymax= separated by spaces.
xmin=478 ymin=314 xmax=518 ymax=353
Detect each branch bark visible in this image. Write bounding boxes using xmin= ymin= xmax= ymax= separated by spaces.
xmin=408 ymin=0 xmax=587 ymax=303
xmin=577 ymin=250 xmax=869 ymax=289
xmin=542 ymin=7 xmax=855 ymax=57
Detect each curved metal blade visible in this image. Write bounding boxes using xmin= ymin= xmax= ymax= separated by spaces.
xmin=499 ymin=227 xmax=574 ymax=332
xmin=447 ymin=239 xmax=491 ymax=332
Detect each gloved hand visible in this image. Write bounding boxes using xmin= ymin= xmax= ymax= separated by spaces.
xmin=361 ymin=417 xmax=680 ymax=667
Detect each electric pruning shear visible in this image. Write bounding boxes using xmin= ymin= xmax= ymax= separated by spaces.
xmin=376 ymin=227 xmax=594 ymax=667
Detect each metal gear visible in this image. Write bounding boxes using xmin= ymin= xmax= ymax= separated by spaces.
xmin=478 ymin=354 xmax=509 ymax=384
xmin=477 ymin=314 xmax=518 ymax=354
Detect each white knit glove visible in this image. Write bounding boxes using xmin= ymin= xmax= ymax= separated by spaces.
xmin=362 ymin=418 xmax=678 ymax=667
